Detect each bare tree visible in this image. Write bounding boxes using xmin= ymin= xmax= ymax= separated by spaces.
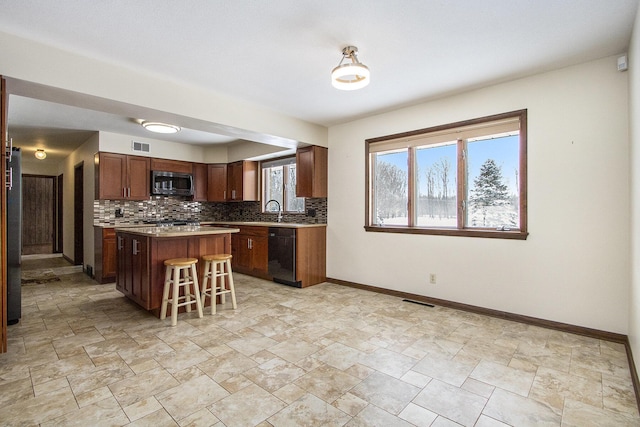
xmin=375 ymin=161 xmax=407 ymax=222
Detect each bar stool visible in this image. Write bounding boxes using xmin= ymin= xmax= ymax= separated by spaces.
xmin=201 ymin=254 xmax=237 ymax=314
xmin=161 ymin=258 xmax=203 ymax=326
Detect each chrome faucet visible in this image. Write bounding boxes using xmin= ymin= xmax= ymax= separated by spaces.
xmin=265 ymin=199 xmax=282 ymax=223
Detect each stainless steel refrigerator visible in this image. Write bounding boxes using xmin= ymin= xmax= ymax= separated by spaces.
xmin=6 ymin=147 xmax=21 ymax=325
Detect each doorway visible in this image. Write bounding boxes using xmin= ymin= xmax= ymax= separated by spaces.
xmin=74 ymin=163 xmax=83 ymax=266
xmin=22 ymin=175 xmax=56 ymax=255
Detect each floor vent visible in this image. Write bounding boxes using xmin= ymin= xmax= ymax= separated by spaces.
xmin=132 ymin=141 xmax=150 ymax=153
xmin=403 ymin=299 xmax=435 ymax=308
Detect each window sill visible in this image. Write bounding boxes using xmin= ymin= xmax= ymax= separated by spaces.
xmin=364 ymin=225 xmax=528 ymax=240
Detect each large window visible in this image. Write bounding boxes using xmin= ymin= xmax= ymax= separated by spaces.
xmin=366 ymin=110 xmax=527 ymax=239
xmin=262 ymin=157 xmax=305 ymax=213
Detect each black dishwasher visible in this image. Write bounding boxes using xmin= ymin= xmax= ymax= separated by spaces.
xmin=268 ymin=228 xmax=301 ymax=287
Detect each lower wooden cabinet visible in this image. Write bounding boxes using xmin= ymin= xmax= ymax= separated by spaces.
xmin=224 ymin=224 xmax=326 ymax=287
xmin=232 ymin=226 xmax=269 ymax=279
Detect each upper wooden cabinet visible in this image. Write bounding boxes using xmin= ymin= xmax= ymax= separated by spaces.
xmin=207 ymin=164 xmax=227 ymax=202
xmin=192 ymin=163 xmax=208 ymax=201
xmin=150 ymin=158 xmax=192 ymax=174
xmin=296 ymin=145 xmax=327 ymax=198
xmin=96 ymin=152 xmax=150 ymax=200
xmin=227 ymin=160 xmax=258 ymax=201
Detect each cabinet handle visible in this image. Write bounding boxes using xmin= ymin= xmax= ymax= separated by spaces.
xmin=232 ymin=190 xmax=236 ymax=199
xmin=224 ymin=190 xmax=226 ymax=200
xmin=132 ymin=239 xmax=139 ymax=255
xmin=128 ymin=187 xmax=131 ymax=198
xmin=117 ymin=236 xmax=123 ymax=250
xmin=248 ymin=238 xmax=252 ymax=249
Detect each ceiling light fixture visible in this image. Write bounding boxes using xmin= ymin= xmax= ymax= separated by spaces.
xmin=141 ymin=121 xmax=181 ymax=134
xmin=34 ymin=149 xmax=47 ymax=160
xmin=331 ymin=45 xmax=370 ymax=90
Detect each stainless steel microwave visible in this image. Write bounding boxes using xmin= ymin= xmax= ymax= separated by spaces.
xmin=151 ymin=171 xmax=194 ymax=196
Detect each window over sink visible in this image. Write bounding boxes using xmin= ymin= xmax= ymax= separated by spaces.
xmin=262 ymin=157 xmax=305 ymax=213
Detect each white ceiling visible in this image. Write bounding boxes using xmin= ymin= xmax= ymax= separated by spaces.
xmin=1 ymin=0 xmax=638 ymax=162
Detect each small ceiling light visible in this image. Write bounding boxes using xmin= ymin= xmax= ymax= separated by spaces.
xmin=141 ymin=121 xmax=181 ymax=134
xmin=34 ymin=149 xmax=47 ymax=160
xmin=331 ymin=45 xmax=370 ymax=90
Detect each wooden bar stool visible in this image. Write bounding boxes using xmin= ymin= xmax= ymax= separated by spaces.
xmin=161 ymin=258 xmax=203 ymax=326
xmin=201 ymin=254 xmax=237 ymax=314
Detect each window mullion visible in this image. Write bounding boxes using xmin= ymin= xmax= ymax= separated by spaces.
xmin=282 ymin=165 xmax=289 ymax=210
xmin=457 ymin=139 xmax=466 ymax=230
xmin=408 ymin=147 xmax=416 ymax=227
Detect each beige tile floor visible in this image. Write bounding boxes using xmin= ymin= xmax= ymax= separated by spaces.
xmin=1 ymin=256 xmax=639 ymax=426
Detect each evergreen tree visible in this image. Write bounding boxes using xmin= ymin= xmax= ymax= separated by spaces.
xmin=469 ymin=159 xmax=515 ymax=227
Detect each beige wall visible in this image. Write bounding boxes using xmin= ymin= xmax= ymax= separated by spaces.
xmin=328 ymin=55 xmax=630 ymax=334
xmin=629 ymin=6 xmax=640 ymax=377
xmin=59 ymin=133 xmax=99 ymax=265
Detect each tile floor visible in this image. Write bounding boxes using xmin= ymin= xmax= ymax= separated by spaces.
xmin=1 ymin=256 xmax=639 ymax=426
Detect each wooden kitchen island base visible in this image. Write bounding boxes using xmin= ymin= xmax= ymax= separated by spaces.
xmin=115 ymin=226 xmax=237 ymax=317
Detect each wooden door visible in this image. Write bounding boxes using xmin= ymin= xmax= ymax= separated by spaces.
xmin=74 ymin=163 xmax=83 ymax=265
xmin=208 ymin=164 xmax=227 ymax=201
xmin=56 ymin=174 xmax=63 ymax=253
xmin=22 ymin=175 xmax=55 ymax=255
xmin=127 ymin=155 xmax=150 ymax=200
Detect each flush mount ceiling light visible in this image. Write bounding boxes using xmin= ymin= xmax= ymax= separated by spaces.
xmin=141 ymin=121 xmax=181 ymax=134
xmin=34 ymin=149 xmax=47 ymax=160
xmin=331 ymin=45 xmax=370 ymax=90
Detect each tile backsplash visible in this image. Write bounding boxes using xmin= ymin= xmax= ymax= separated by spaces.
xmin=94 ymin=197 xmax=327 ymax=226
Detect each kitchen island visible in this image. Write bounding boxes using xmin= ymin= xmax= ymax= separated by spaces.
xmin=115 ymin=225 xmax=239 ymax=317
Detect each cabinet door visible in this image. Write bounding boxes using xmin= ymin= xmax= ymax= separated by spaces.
xmin=226 ymin=161 xmax=258 ymax=201
xmin=296 ymin=146 xmax=327 ymax=198
xmin=227 ymin=162 xmax=243 ymax=200
xmin=192 ymin=163 xmax=208 ymax=201
xmin=127 ymin=156 xmax=150 ymax=200
xmin=130 ymin=236 xmax=150 ymax=309
xmin=115 ymin=234 xmax=131 ymax=294
xmin=208 ymin=164 xmax=227 ymax=201
xmin=103 ymin=229 xmax=117 ymax=280
xmin=250 ymin=235 xmax=269 ymax=275
xmin=97 ymin=153 xmax=126 ymax=200
xmin=151 ymin=158 xmax=192 ymax=174
xmin=236 ymin=234 xmax=252 ymax=270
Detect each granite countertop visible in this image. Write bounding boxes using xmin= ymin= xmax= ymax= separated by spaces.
xmin=97 ymin=221 xmax=326 ymax=229
xmin=203 ymin=221 xmax=326 ymax=229
xmin=114 ymin=225 xmax=240 ymax=237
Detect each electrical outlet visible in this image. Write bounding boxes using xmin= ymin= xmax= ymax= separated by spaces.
xmin=429 ymin=273 xmax=437 ymax=284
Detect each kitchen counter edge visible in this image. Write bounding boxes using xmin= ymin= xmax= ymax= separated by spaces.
xmin=204 ymin=221 xmax=326 ymax=228
xmin=114 ymin=226 xmax=240 ymax=238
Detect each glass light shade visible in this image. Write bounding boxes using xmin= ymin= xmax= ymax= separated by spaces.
xmin=331 ymin=63 xmax=370 ymax=90
xmin=141 ymin=121 xmax=181 ymax=134
xmin=35 ymin=149 xmax=47 ymax=160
